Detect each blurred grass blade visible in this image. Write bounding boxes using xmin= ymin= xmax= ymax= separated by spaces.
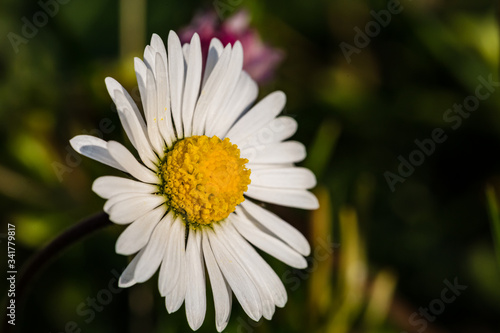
xmin=486 ymin=185 xmax=500 ymax=268
xmin=363 ymin=269 xmax=397 ymax=329
xmin=120 ymin=0 xmax=146 ymax=57
xmin=305 ymin=118 xmax=340 ymax=179
xmin=308 ymin=186 xmax=334 ymax=325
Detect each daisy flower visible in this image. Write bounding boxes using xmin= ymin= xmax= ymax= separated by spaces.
xmin=70 ymin=31 xmax=318 ymax=331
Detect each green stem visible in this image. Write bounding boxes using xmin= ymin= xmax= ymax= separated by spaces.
xmin=2 ymin=211 xmax=112 ymax=333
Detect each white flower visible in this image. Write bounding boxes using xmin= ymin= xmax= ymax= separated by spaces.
xmin=70 ymin=31 xmax=318 ymax=331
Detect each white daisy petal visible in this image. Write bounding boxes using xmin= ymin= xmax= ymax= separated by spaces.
xmin=115 ymin=205 xmax=167 ymax=255
xmin=210 ymin=71 xmax=258 ymax=138
xmin=231 ymin=213 xmax=308 ymax=269
xmin=69 ymin=135 xmax=125 ymax=172
xmin=92 ymin=176 xmax=157 ymax=199
xmin=168 ymin=30 xmax=185 ymax=139
xmin=241 ymin=199 xmax=311 ymax=256
xmin=202 ymin=37 xmax=224 ymax=88
xmin=237 ymin=116 xmax=298 ymax=150
xmin=245 ymin=185 xmax=319 ymax=210
xmin=104 ymin=77 xmax=147 ymax=147
xmin=246 ymin=163 xmax=294 ymax=171
xmin=104 ymin=77 xmax=146 ymax=128
xmin=103 ymin=192 xmax=141 ymax=214
xmin=182 ymin=33 xmax=203 ymax=138
xmin=223 ymin=219 xmax=288 ymax=308
xmin=192 ymin=44 xmax=232 ymax=135
xmin=154 ymin=52 xmax=175 ymax=148
xmin=185 ymin=229 xmax=206 ymax=330
xmin=250 ymin=167 xmax=317 ymax=190
xmin=107 ymin=141 xmax=158 ymax=184
xmin=202 ymin=230 xmax=232 ymax=331
xmin=143 ymin=45 xmax=156 ymax=71
xmin=134 ymin=212 xmax=174 ymax=283
xmin=107 ymin=194 xmax=165 ymax=224
xmin=146 ymin=66 xmax=165 ymax=156
xmin=202 ymin=41 xmax=243 ymax=136
xmin=207 ymin=227 xmax=263 ymax=321
xmin=134 ymin=57 xmax=149 ymax=118
xmin=182 ymin=43 xmax=190 ymax=61
xmin=216 ymin=222 xmax=275 ymax=320
xmin=165 ymin=266 xmax=187 ymax=313
xmin=150 ymin=34 xmax=168 ymax=64
xmin=240 ymin=141 xmax=306 ymax=164
xmin=226 ymin=91 xmax=286 ymax=145
xmin=158 ymin=215 xmax=186 ymax=296
xmin=118 ymin=249 xmax=143 ymax=288
xmin=111 ymin=89 xmax=158 ymax=170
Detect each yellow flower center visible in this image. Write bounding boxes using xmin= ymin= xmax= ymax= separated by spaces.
xmin=160 ymin=135 xmax=251 ymax=228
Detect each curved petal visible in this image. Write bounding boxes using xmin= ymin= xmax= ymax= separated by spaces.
xmin=226 ymin=91 xmax=286 ymax=145
xmin=168 ymin=31 xmax=185 ymax=139
xmin=154 ymin=53 xmax=175 ymax=148
xmin=245 ymin=185 xmax=319 ymax=210
xmin=146 ymin=66 xmax=165 ymax=156
xmin=192 ymin=44 xmax=232 ymax=135
xmin=240 ymin=141 xmax=306 ymax=164
xmin=118 ymin=249 xmax=143 ymax=288
xmin=111 ymin=89 xmax=158 ymax=170
xmin=207 ymin=227 xmax=262 ymax=321
xmin=159 ymin=215 xmax=186 ymax=296
xmin=209 ymin=71 xmax=258 ymax=138
xmin=185 ymin=229 xmax=206 ymax=330
xmin=237 ymin=116 xmax=298 ymax=150
xmin=231 ymin=212 xmax=307 ymax=269
xmin=115 ymin=204 xmax=167 ymax=255
xmin=250 ymin=167 xmax=317 ymax=190
xmin=92 ymin=176 xmax=158 ymax=199
xmin=134 ymin=212 xmax=174 ymax=283
xmin=223 ymin=219 xmax=287 ymax=308
xmin=107 ymin=141 xmax=158 ymax=184
xmin=201 ymin=42 xmax=243 ymax=136
xmin=202 ymin=37 xmax=224 ymax=88
xmin=202 ymin=230 xmax=232 ymax=331
xmin=182 ymin=33 xmax=203 ymax=138
xmin=104 ymin=77 xmax=147 ymax=148
xmin=241 ymin=199 xmax=311 ymax=256
xmin=69 ymin=135 xmax=125 ymax=172
xmin=107 ymin=194 xmax=165 ymax=224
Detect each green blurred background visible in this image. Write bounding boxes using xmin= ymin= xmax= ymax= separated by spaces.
xmin=1 ymin=0 xmax=500 ymax=332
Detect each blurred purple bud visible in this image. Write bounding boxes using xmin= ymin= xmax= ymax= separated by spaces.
xmin=180 ymin=10 xmax=284 ymax=83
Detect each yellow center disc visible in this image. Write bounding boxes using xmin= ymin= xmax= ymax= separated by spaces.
xmin=160 ymin=135 xmax=251 ymax=227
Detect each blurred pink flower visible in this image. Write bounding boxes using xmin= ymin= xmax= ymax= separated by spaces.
xmin=180 ymin=10 xmax=284 ymax=83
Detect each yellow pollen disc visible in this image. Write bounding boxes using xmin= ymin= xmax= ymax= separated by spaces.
xmin=160 ymin=135 xmax=251 ymax=227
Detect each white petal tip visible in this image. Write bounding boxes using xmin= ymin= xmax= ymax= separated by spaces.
xmin=118 ymin=278 xmax=136 ymax=288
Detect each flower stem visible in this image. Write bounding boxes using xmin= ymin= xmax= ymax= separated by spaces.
xmin=2 ymin=211 xmax=112 ymax=333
